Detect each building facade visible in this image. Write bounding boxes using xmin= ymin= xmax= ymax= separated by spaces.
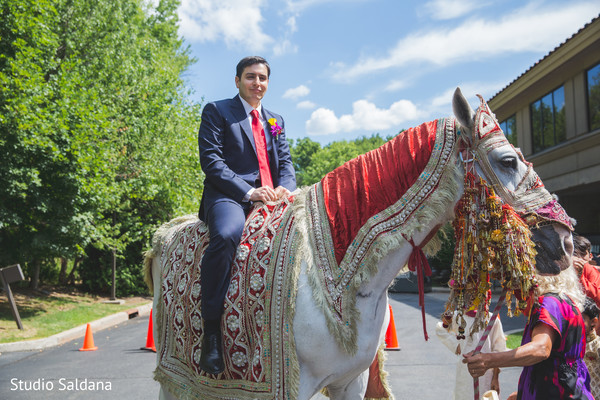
xmin=488 ymin=15 xmax=600 ymax=253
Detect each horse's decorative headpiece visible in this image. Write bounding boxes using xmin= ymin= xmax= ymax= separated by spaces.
xmin=445 ymin=94 xmax=573 ymax=339
xmin=463 ymin=95 xmax=573 ymax=231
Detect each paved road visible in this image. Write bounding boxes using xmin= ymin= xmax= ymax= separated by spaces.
xmin=379 ymin=290 xmax=524 ymax=400
xmin=0 ymin=314 xmax=161 ymax=399
xmin=0 ymin=289 xmax=526 ymax=399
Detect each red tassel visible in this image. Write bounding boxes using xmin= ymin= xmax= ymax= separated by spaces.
xmin=404 ymin=235 xmax=431 ymax=341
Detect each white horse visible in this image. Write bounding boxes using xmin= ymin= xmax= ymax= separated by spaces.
xmin=145 ymin=88 xmax=574 ymax=400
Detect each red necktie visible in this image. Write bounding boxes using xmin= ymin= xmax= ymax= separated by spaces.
xmin=250 ymin=109 xmax=273 ymax=188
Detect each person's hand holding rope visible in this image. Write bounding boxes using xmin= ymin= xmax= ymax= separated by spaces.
xmin=463 ymin=351 xmax=488 ymax=378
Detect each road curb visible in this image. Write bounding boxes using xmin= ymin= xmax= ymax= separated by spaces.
xmin=0 ymin=302 xmax=153 ymax=353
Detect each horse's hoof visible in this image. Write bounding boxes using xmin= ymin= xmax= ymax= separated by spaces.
xmin=200 ymin=331 xmax=225 ymax=375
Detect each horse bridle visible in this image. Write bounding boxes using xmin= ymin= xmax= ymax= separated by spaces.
xmin=456 ymin=96 xmax=573 ymax=233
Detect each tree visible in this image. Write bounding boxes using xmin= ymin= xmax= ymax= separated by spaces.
xmin=289 ymin=134 xmax=390 ymax=186
xmin=289 ymin=137 xmax=321 ymax=186
xmin=0 ymin=0 xmax=202 ymax=294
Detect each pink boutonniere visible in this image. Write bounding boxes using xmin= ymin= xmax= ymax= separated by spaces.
xmin=268 ymin=118 xmax=283 ymax=140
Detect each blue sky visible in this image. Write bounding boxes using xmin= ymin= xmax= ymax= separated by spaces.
xmin=175 ymin=0 xmax=600 ymax=145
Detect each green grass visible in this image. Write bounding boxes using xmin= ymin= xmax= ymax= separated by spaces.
xmin=0 ymin=288 xmax=151 ymax=343
xmin=506 ymin=330 xmax=524 ymax=349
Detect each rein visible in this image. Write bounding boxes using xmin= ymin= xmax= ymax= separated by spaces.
xmin=471 ymin=288 xmax=508 ymax=400
xmin=402 ymin=234 xmax=433 ymax=341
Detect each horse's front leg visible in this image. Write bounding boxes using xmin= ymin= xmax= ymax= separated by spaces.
xmin=325 ymin=369 xmax=369 ymax=400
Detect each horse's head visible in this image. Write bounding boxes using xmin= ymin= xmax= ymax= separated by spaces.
xmin=452 ymin=87 xmax=574 ymax=276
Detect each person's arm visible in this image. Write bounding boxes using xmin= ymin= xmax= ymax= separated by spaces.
xmin=198 ymin=102 xmax=254 ymax=201
xmin=435 ymin=321 xmax=461 ymax=354
xmin=463 ymin=322 xmax=555 ymax=378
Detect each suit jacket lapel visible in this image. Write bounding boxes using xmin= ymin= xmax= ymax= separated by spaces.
xmin=262 ymin=108 xmax=278 ymax=165
xmin=233 ymin=95 xmax=256 ymax=153
xmin=262 ymin=109 xmax=273 ymax=149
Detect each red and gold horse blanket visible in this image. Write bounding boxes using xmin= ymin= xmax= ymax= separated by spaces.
xmin=154 ymin=197 xmax=301 ymax=400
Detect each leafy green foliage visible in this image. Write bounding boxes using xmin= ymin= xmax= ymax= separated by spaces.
xmin=290 ymin=134 xmax=392 ymax=186
xmin=0 ymin=0 xmax=202 ymax=294
xmin=428 ymin=223 xmax=455 ymax=285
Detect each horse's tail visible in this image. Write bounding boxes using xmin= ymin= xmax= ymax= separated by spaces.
xmin=143 ymin=214 xmax=200 ymax=295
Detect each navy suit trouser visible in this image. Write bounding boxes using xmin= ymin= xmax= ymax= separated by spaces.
xmin=200 ymin=200 xmax=249 ymax=320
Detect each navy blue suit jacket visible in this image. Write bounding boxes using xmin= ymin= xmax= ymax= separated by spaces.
xmin=198 ymin=95 xmax=296 ymax=220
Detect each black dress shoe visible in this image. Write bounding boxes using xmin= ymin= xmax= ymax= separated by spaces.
xmin=200 ymin=327 xmax=225 ymax=374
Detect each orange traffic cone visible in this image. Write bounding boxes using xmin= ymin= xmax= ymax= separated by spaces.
xmin=140 ymin=309 xmax=156 ymax=352
xmin=384 ymin=304 xmax=400 ymax=351
xmin=79 ymin=323 xmax=98 ymax=351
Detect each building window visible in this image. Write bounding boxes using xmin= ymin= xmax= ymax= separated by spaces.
xmin=530 ymin=86 xmax=566 ymax=153
xmin=588 ymin=63 xmax=600 ymax=131
xmin=500 ymin=115 xmax=517 ymax=146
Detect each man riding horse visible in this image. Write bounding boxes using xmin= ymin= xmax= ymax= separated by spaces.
xmin=197 ymin=56 xmax=296 ymax=374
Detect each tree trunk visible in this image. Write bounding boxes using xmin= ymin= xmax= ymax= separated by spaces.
xmin=59 ymin=257 xmax=69 ymax=285
xmin=67 ymin=257 xmax=81 ymax=285
xmin=110 ymin=248 xmax=116 ymax=300
xmin=30 ymin=259 xmax=41 ymax=289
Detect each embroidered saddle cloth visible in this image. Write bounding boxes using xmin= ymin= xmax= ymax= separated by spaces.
xmin=154 ymin=196 xmax=301 ymax=400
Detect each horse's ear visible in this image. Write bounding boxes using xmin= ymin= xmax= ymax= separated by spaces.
xmin=452 ymin=87 xmax=475 ymax=134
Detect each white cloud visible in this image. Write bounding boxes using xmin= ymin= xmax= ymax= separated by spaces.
xmin=334 ymin=1 xmax=600 ymax=81
xmin=306 ymin=99 xmax=420 ymax=136
xmin=283 ymin=85 xmax=310 ymax=99
xmin=178 ymin=0 xmax=273 ymax=51
xmin=297 ymin=100 xmax=317 ymax=109
xmin=273 ymin=39 xmax=298 ymax=56
xmin=384 ymin=79 xmax=409 ymax=92
xmin=272 ymin=15 xmax=300 ymax=56
xmin=420 ymin=0 xmax=489 ymax=20
xmin=286 ymin=16 xmax=298 ymax=34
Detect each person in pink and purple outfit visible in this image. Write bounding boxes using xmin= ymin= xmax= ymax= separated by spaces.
xmin=464 ymin=267 xmax=593 ymax=399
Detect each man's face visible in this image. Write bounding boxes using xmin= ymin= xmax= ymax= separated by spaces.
xmin=235 ymin=63 xmax=269 ymax=108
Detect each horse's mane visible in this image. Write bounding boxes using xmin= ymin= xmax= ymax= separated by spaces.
xmin=321 ymin=120 xmax=438 ymax=263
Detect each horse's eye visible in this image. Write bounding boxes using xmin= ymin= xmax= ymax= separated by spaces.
xmin=500 ymin=156 xmax=518 ymax=169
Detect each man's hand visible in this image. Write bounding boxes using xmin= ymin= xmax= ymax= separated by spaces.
xmin=249 ymin=186 xmax=277 ymax=203
xmin=249 ymin=186 xmax=290 ymax=203
xmin=274 ymin=186 xmax=291 ymax=200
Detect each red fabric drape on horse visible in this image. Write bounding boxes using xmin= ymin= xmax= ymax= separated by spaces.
xmin=321 ymin=120 xmax=437 ymax=265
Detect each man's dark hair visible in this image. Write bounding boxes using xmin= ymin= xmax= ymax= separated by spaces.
xmin=583 ymin=297 xmax=600 ymax=320
xmin=573 ymin=233 xmax=592 ymax=258
xmin=236 ymin=56 xmax=270 ymax=79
